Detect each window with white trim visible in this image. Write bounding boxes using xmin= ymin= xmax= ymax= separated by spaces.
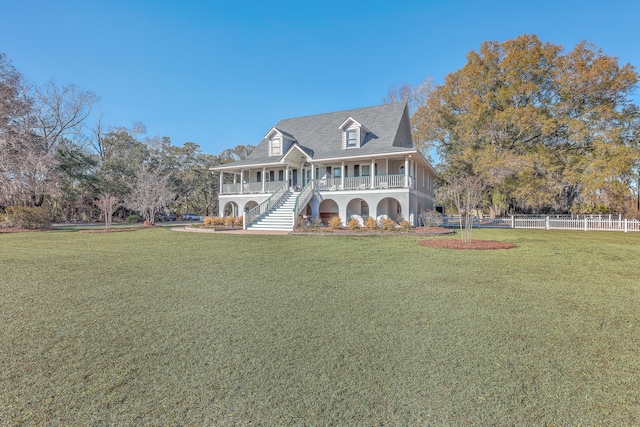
xmin=271 ymin=139 xmax=282 ymax=156
xmin=346 ymin=130 xmax=357 ymax=148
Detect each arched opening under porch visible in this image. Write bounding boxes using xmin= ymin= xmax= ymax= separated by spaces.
xmin=318 ymin=199 xmax=339 ymax=225
xmin=223 ymin=201 xmax=239 ymax=217
xmin=244 ymin=200 xmax=258 ymax=213
xmin=346 ymin=198 xmax=369 ymax=220
xmin=376 ymin=197 xmax=402 ymax=221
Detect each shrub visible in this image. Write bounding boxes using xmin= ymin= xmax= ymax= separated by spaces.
xmin=4 ymin=206 xmax=51 ymax=230
xmin=364 ymin=216 xmax=378 ymax=229
xmin=593 ymin=203 xmax=610 ymax=214
xmin=328 ymin=216 xmax=342 ymax=229
xmin=212 ymin=217 xmax=225 ymax=226
xmin=234 ymin=216 xmax=243 ymax=227
xmin=296 ymin=216 xmax=312 ymax=230
xmin=203 ymin=216 xmax=214 ymax=226
xmin=420 ymin=210 xmax=444 ymax=228
xmin=380 ymin=217 xmax=396 ymax=231
xmin=127 ymin=215 xmax=140 ymax=223
xmin=347 ymin=218 xmax=360 ymax=230
xmin=224 ymin=216 xmax=235 ymax=227
xmin=399 ymin=220 xmax=411 ymax=231
xmin=311 ymin=217 xmax=323 ymax=228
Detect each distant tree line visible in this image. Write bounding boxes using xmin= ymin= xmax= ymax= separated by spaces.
xmin=387 ymin=34 xmax=640 ymax=217
xmin=0 ymin=53 xmax=253 ymax=224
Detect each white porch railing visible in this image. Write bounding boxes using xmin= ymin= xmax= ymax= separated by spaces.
xmin=293 ymin=180 xmax=316 ymax=218
xmin=243 ymin=182 xmax=263 ymax=193
xmin=221 ymin=180 xmax=295 ymax=194
xmin=315 ymin=174 xmax=413 ymax=191
xmin=343 ymin=176 xmax=371 ymax=190
xmin=442 ymin=214 xmax=640 ymax=233
xmin=316 ymin=178 xmax=342 ymax=190
xmin=373 ymin=174 xmax=413 ymax=189
xmin=223 ymin=175 xmax=414 ymax=194
xmin=243 ymin=181 xmax=289 ymax=230
xmin=266 ymin=180 xmax=286 ymax=192
xmin=222 ymin=183 xmax=241 ymax=193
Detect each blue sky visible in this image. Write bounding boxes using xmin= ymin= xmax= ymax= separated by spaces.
xmin=1 ymin=0 xmax=639 ymax=156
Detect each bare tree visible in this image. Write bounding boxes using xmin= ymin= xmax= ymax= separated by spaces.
xmin=220 ymin=144 xmax=254 ymax=163
xmin=33 ymin=81 xmax=98 ymax=153
xmin=0 ymin=57 xmax=98 ymax=208
xmin=95 ymin=193 xmax=120 ymax=229
xmin=440 ymin=174 xmax=486 ymax=243
xmin=126 ymin=165 xmax=173 ymax=225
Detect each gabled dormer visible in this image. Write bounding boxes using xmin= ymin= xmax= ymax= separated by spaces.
xmin=265 ymin=127 xmax=296 ymax=157
xmin=339 ymin=117 xmax=370 ymax=149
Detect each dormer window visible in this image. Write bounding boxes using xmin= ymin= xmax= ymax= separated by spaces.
xmin=271 ymin=138 xmax=282 ymax=156
xmin=346 ymin=130 xmax=357 ymax=148
xmin=339 ymin=116 xmax=370 ymax=149
xmin=265 ymin=127 xmax=295 ymax=157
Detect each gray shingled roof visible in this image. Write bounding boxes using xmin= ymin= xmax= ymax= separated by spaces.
xmin=217 ymin=103 xmax=415 ymax=168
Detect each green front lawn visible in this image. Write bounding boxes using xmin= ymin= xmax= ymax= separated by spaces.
xmin=1 ymin=228 xmax=638 ymax=425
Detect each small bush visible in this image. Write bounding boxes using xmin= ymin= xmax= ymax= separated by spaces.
xmin=235 ymin=216 xmax=243 ymax=227
xmin=380 ymin=218 xmax=396 ymax=231
xmin=311 ymin=217 xmax=323 ymax=228
xmin=420 ymin=210 xmax=444 ymax=228
xmin=224 ymin=216 xmax=235 ymax=228
xmin=399 ymin=220 xmax=411 ymax=230
xmin=203 ymin=217 xmax=214 ymax=226
xmin=127 ymin=215 xmax=140 ymax=223
xmin=4 ymin=206 xmax=51 ymax=229
xmin=365 ymin=217 xmax=378 ymax=229
xmin=296 ymin=216 xmax=312 ymax=230
xmin=328 ymin=216 xmax=342 ymax=229
xmin=212 ymin=217 xmax=225 ymax=226
xmin=347 ymin=218 xmax=360 ymax=230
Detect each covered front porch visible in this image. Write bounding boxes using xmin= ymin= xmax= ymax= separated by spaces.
xmin=217 ymin=154 xmax=420 ymax=195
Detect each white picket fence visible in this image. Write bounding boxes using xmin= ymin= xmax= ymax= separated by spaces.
xmin=443 ymin=214 xmax=640 ymax=233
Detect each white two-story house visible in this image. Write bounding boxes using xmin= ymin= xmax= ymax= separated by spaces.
xmin=210 ymin=103 xmax=437 ymax=230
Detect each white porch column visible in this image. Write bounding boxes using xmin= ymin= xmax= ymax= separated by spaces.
xmin=240 ymin=170 xmax=244 ymax=194
xmin=285 ymin=165 xmax=290 ymax=187
xmin=341 ymin=161 xmax=345 ymax=189
xmin=262 ymin=167 xmax=266 ymax=193
xmin=219 ymin=171 xmax=223 ymax=195
xmin=404 ymin=157 xmax=409 ymax=188
xmin=371 ymin=158 xmax=375 ymax=189
xmin=386 ymin=158 xmax=389 ymax=176
xmin=311 ymin=163 xmax=315 ymax=190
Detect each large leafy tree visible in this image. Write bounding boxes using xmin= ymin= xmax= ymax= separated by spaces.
xmin=413 ymin=34 xmax=640 ymax=214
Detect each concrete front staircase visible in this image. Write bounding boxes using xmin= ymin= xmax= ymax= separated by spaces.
xmin=246 ymin=192 xmax=299 ymax=231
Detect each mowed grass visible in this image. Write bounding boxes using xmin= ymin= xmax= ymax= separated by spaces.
xmin=1 ymin=228 xmax=639 ymax=425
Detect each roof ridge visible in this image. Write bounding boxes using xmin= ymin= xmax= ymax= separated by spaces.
xmin=277 ymin=102 xmax=406 ymax=122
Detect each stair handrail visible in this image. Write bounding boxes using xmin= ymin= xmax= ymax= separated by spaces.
xmin=292 ymin=179 xmax=316 ymax=220
xmin=243 ymin=180 xmax=289 ymax=230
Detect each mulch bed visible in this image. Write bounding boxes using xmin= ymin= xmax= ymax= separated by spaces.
xmin=0 ymin=227 xmax=52 ymax=233
xmin=291 ymin=227 xmax=454 ymax=236
xmin=418 ymin=239 xmax=517 ymax=250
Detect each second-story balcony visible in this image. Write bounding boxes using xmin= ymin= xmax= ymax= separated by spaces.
xmin=220 ymin=175 xmax=414 ymax=195
xmin=222 ymin=180 xmax=287 ymax=194
xmin=316 ymin=174 xmax=414 ymax=191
